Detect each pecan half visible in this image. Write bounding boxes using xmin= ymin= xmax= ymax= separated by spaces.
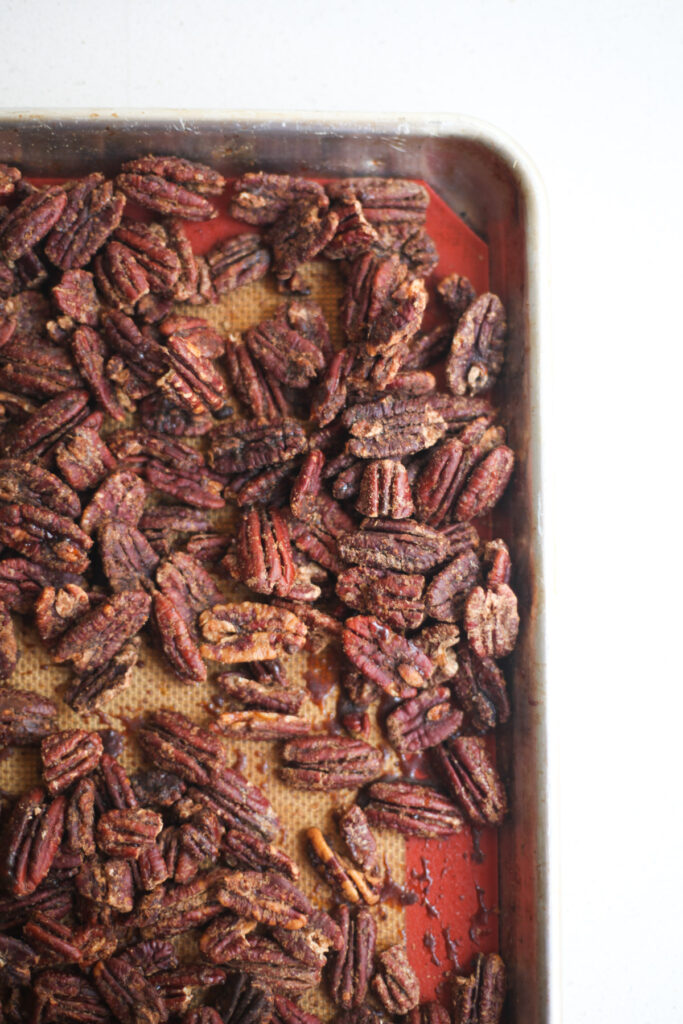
xmin=455 ymin=444 xmax=514 ymax=522
xmin=212 ymin=710 xmax=310 ymax=741
xmin=0 ymin=502 xmax=92 ymax=574
xmin=53 ymin=589 xmax=151 ymax=675
xmin=0 ymin=333 xmax=81 ymax=399
xmin=0 ymin=389 xmax=90 ymax=460
xmin=0 ymin=687 xmax=57 ymax=747
xmin=452 ymin=644 xmax=510 ymax=731
xmin=0 ymin=186 xmax=67 ymax=262
xmin=33 ymin=970 xmax=112 ymax=1024
xmin=200 ymin=601 xmax=307 ymax=663
xmin=424 ymin=548 xmax=481 ymax=623
xmin=96 ymin=807 xmax=163 ymax=860
xmin=364 ymin=780 xmax=465 ymax=838
xmin=135 ymin=871 xmax=224 ymax=938
xmin=93 ymin=955 xmax=169 ymax=1024
xmin=0 ymin=598 xmax=18 ymax=679
xmin=222 ymin=828 xmax=298 ymax=881
xmin=65 ymin=777 xmax=96 ymax=858
xmin=209 ymin=932 xmax=321 ymax=994
xmin=99 ymin=521 xmax=159 ymax=593
xmin=215 ymin=669 xmax=304 ymax=715
xmin=386 ymin=687 xmax=463 ymax=755
xmin=208 ymin=418 xmax=308 ymax=476
xmin=338 ymin=518 xmax=453 ymax=573
xmin=44 ymin=173 xmax=125 ymax=269
xmin=328 ymin=904 xmax=376 ymax=1009
xmin=0 ymin=459 xmax=81 ymax=518
xmin=52 ymin=268 xmax=99 ymax=324
xmin=280 ymin=735 xmax=383 ymax=790
xmin=234 ymin=506 xmax=295 ymax=598
xmin=136 ymin=709 xmax=226 ymax=787
xmin=266 ymin=198 xmax=339 ymax=285
xmin=80 ymin=469 xmax=146 ymax=535
xmin=342 ymin=396 xmax=446 ymax=459
xmin=0 ymin=788 xmax=66 ymax=896
xmin=213 ymin=870 xmax=309 ymax=930
xmin=343 ymin=616 xmax=433 ymax=698
xmin=245 ymin=307 xmax=326 ymax=389
xmin=0 ymin=934 xmax=38 ymax=985
xmin=434 ymin=736 xmax=507 ymax=826
xmin=438 ymin=272 xmax=477 ymax=320
xmin=206 ymin=232 xmax=271 ymax=295
xmin=187 ymin=765 xmax=280 ymax=843
xmin=310 ymin=347 xmax=356 ymax=427
xmin=336 ymin=566 xmax=425 ymax=631
xmin=464 ymin=583 xmax=519 ymax=659
xmin=0 ymin=163 xmax=21 ymax=196
xmin=210 ymin=972 xmax=273 ymax=1024
xmin=54 ymin=415 xmax=117 ymax=491
xmin=66 ymin=637 xmax=140 ymax=711
xmin=327 ymin=178 xmax=429 ymax=224
xmin=446 ymin=294 xmax=506 ymax=396
xmin=153 ymin=591 xmax=207 ymax=684
xmin=452 ymin=952 xmax=506 ymax=1024
xmin=231 ymin=173 xmax=326 ymax=225
xmin=356 ymin=460 xmax=413 ymax=519
xmin=372 ymin=945 xmax=420 ymax=1014
xmin=41 ymin=730 xmax=103 ymax=795
xmin=225 ymin=333 xmax=291 ymax=422
xmin=117 ymin=155 xmax=224 ymax=220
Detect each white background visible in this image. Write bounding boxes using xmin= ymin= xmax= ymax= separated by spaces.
xmin=2 ymin=1 xmax=682 ymax=1019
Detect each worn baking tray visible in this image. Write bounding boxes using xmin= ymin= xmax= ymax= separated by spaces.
xmin=0 ymin=110 xmax=552 ymax=1024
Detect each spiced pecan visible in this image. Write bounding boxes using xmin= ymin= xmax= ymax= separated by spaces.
xmin=386 ymin=687 xmax=463 ymax=755
xmin=400 ymin=323 xmax=453 ymax=371
xmin=103 ymin=311 xmax=168 ymax=388
xmin=231 ymin=173 xmax=326 ymax=225
xmin=324 ymin=197 xmax=379 ymax=260
xmin=41 ymin=730 xmax=103 ymax=796
xmin=93 ymin=955 xmax=169 ymax=1024
xmin=452 ymin=952 xmax=506 ymax=1024
xmin=306 ymin=827 xmax=379 ymax=906
xmin=435 ymin=736 xmax=507 ymax=826
xmin=188 ymin=765 xmax=280 ymax=842
xmin=135 ymin=870 xmax=224 ymax=938
xmin=0 ymin=934 xmax=37 ymax=985
xmin=183 ymin=1009 xmax=223 ymax=1024
xmin=364 ymin=780 xmax=465 ymax=837
xmin=131 ymin=770 xmax=186 ymax=810
xmin=267 ymin=199 xmax=339 ymax=286
xmin=225 ymin=333 xmax=291 ymax=421
xmin=217 ymin=933 xmax=322 ymax=995
xmin=153 ymin=591 xmax=207 ymax=684
xmin=69 ymin=325 xmax=123 ymax=420
xmin=215 ymin=669 xmax=304 ymax=715
xmin=96 ymin=807 xmax=163 ymax=860
xmin=447 ymin=294 xmax=506 ymax=396
xmin=373 ymin=945 xmax=420 ymax=1014
xmin=342 ymin=395 xmax=446 ymax=459
xmin=328 ymin=178 xmax=429 ymax=225
xmin=200 ymin=601 xmax=307 ymax=663
xmin=336 ymin=566 xmax=425 ymax=631
xmin=340 ymin=254 xmax=404 ymax=344
xmin=212 ymin=711 xmax=309 ymax=741
xmin=343 ymin=616 xmax=433 ymax=698
xmin=44 ymin=174 xmax=125 ymax=269
xmin=414 ymin=437 xmax=467 ymax=526
xmin=0 ymin=502 xmax=92 ymax=574
xmin=0 ymin=599 xmax=17 ymax=679
xmin=113 ymin=220 xmax=182 ymax=296
xmin=22 ymin=910 xmax=82 ymax=963
xmin=212 ymin=973 xmax=273 ymax=1024
xmin=53 ymin=589 xmax=150 ymax=675
xmin=199 ymin=914 xmax=256 ymax=964
xmin=452 ymin=644 xmax=510 ymax=731
xmin=97 ymin=521 xmax=157 ymax=594
xmin=155 ymin=964 xmax=226 ymax=1014
xmin=0 ymin=460 xmax=78 ymax=519
xmin=228 ymin=463 xmax=300 ymax=509
xmin=455 ymin=445 xmax=514 ymax=522
xmin=94 ymin=239 xmax=150 ymax=312
xmin=66 ymin=637 xmax=140 ymax=711
xmin=273 ymin=995 xmax=324 ymax=1024
xmin=409 ymin=1002 xmax=451 ymax=1024
xmin=245 ymin=307 xmax=326 ymax=389
xmin=310 ymin=347 xmax=356 ymax=427
xmin=438 ymin=273 xmax=477 ymax=321
xmin=65 ymin=777 xmax=96 ymax=858
xmin=356 ymin=460 xmax=413 ymax=519
xmin=159 ymin=330 xmax=229 ymax=417
xmin=418 ymin=623 xmax=461 ymax=683
xmin=222 ymin=828 xmax=299 ymax=881
xmin=271 ymin=905 xmax=342 ymax=968
xmin=272 ymin=599 xmax=343 ymax=654
xmin=206 ymin=232 xmax=271 ymax=295
xmin=212 ymin=869 xmax=309 ymax=931
xmin=0 ymin=333 xmax=81 ymax=399
xmin=234 ymin=506 xmax=295 ymax=598
xmin=208 ymin=418 xmax=308 ymax=476
xmin=0 ymin=688 xmax=57 ymax=748
xmin=137 ymin=710 xmax=226 ymax=787
xmin=32 ymin=969 xmax=112 ymax=1024
xmin=280 ymin=735 xmax=383 ymax=790
xmin=81 ymin=470 xmax=146 ymax=535
xmin=0 ymin=164 xmax=21 ymax=197
xmin=52 ymin=269 xmax=99 ymax=325
xmin=339 ymin=518 xmax=453 ymax=573
xmin=464 ymin=582 xmax=519 ymax=660
xmin=0 ymin=186 xmax=67 ymax=262
xmin=55 ymin=415 xmax=116 ymax=491
xmin=123 ymin=939 xmax=178 ymax=974
xmin=328 ymin=904 xmax=376 ymax=1009
xmin=0 ymin=789 xmax=65 ymax=896
xmin=425 ymin=549 xmax=481 ymax=623
xmin=117 ymin=155 xmax=224 ymax=220
xmin=375 ymin=223 xmax=438 ymax=278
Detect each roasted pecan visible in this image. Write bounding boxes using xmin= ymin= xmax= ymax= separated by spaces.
xmin=231 ymin=173 xmax=326 ymax=225
xmin=212 ymin=710 xmax=309 ymax=741
xmin=414 ymin=437 xmax=466 ymax=526
xmin=418 ymin=623 xmax=461 ymax=683
xmin=41 ymin=730 xmax=103 ymax=795
xmin=93 ymin=955 xmax=169 ymax=1024
xmin=81 ymin=470 xmax=146 ymax=535
xmin=400 ymin=323 xmax=453 ymax=371
xmin=0 ymin=687 xmax=57 ymax=747
xmin=0 ymin=934 xmax=37 ymax=985
xmin=53 ymin=268 xmax=99 ymax=325
xmin=65 ymin=777 xmax=96 ymax=858
xmin=66 ymin=637 xmax=140 ymax=711
xmin=0 ymin=502 xmax=92 ymax=574
xmin=356 ymin=460 xmax=413 ymax=519
xmin=340 ymin=254 xmax=404 ymax=345
xmin=136 ymin=710 xmax=226 ymax=787
xmin=447 ymin=294 xmax=506 ymax=396
xmin=0 ymin=461 xmax=78 ymax=519
xmin=131 ymin=769 xmax=186 ymax=809
xmin=156 ymin=550 xmax=221 ymax=627
xmin=123 ymin=939 xmax=178 ymax=974
xmin=0 ymin=186 xmax=67 ymax=262
xmin=55 ymin=415 xmax=116 ymax=492
xmin=70 ymin=325 xmax=124 ymax=420
xmin=32 ymin=969 xmax=112 ymax=1024
xmin=0 ymin=885 xmax=72 ymax=932
xmin=96 ymin=807 xmax=163 ymax=860
xmin=103 ymin=311 xmax=168 ymax=387
xmin=187 ymin=765 xmax=280 ymax=842
xmin=373 ymin=945 xmax=420 ymax=1014
xmin=211 ymin=933 xmax=321 ymax=995
xmin=272 ymin=599 xmax=343 ymax=654
xmin=328 ymin=904 xmax=376 ymax=1009
xmin=96 ymin=750 xmax=138 ymax=812
xmin=53 ymin=589 xmax=150 ymax=675
xmin=271 ymin=905 xmax=342 ymax=968
xmin=225 ymin=333 xmax=290 ymax=422
xmin=215 ymin=668 xmax=304 ymax=715
xmin=208 ymin=418 xmax=308 ymax=476
xmin=113 ymin=221 xmax=181 ymax=296
xmin=227 ymin=463 xmax=300 ymax=509
xmin=280 ymin=735 xmax=383 ymax=790
xmin=117 ymin=155 xmax=224 ymax=220
xmin=324 ymin=197 xmax=379 ymax=260
xmin=0 ymin=164 xmax=21 ymax=196
xmin=99 ymin=521 xmax=159 ymax=593
xmin=212 ymin=973 xmax=273 ymax=1024
xmin=154 ymin=964 xmax=226 ymax=1014
xmin=342 ymin=616 xmax=433 ymax=698
xmin=408 ymin=1002 xmax=451 ymax=1024
xmin=0 ymin=789 xmax=65 ymax=896
xmin=464 ymin=582 xmax=519 ymax=660
xmin=183 ymin=1009 xmax=223 ymax=1024
xmin=339 ymin=518 xmax=453 ymax=573
xmin=159 ymin=330 xmax=229 ymax=418
xmin=452 ymin=952 xmax=506 ymax=1024
xmin=342 ymin=395 xmax=446 ymax=459
xmin=0 ymin=599 xmax=17 ymax=679
xmin=206 ymin=232 xmax=271 ymax=295
xmin=94 ymin=239 xmax=150 ymax=313
xmin=140 ymin=506 xmax=210 ymax=556
xmin=452 ymin=644 xmax=510 ymax=731
xmin=273 ymin=995 xmax=324 ymax=1024
xmin=375 ymin=223 xmax=438 ymax=278
xmin=222 ymin=828 xmax=299 ymax=881
xmin=234 ymin=506 xmax=295 ymax=598
xmin=22 ymin=910 xmax=82 ymax=964
xmin=200 ymin=601 xmax=307 ymax=663
xmin=424 ymin=549 xmax=481 ymax=623
xmin=153 ymin=591 xmax=207 ymax=684
xmin=455 ymin=445 xmax=514 ymax=522
xmin=435 ymin=736 xmax=507 ymax=826
xmin=438 ymin=273 xmax=477 ymax=321
xmin=213 ymin=870 xmax=309 ymax=930
xmin=364 ymin=780 xmax=465 ymax=837
xmin=306 ymin=827 xmax=379 ymax=906
xmin=172 ymin=809 xmax=223 ymax=884
xmin=44 ymin=174 xmax=125 ymax=269
xmin=245 ymin=307 xmax=326 ymax=389
xmin=328 ymin=178 xmax=428 ymax=225
xmin=267 ymin=199 xmax=339 ymax=286
xmin=0 ymin=333 xmax=81 ymax=399
xmin=199 ymin=914 xmax=256 ymax=964
xmin=310 ymin=347 xmax=356 ymax=427
xmin=336 ymin=566 xmax=425 ymax=632
xmin=386 ymin=687 xmax=463 ymax=755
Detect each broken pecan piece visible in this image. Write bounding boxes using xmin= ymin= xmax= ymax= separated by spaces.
xmin=41 ymin=729 xmax=103 ymax=795
xmin=33 ymin=969 xmax=112 ymax=1024
xmin=338 ymin=518 xmax=453 ymax=573
xmin=54 ymin=415 xmax=117 ymax=491
xmin=306 ymin=827 xmax=379 ymax=906
xmin=435 ymin=736 xmax=507 ymax=826
xmin=65 ymin=776 xmax=96 ymax=858
xmin=386 ymin=687 xmax=463 ymax=755
xmin=372 ymin=945 xmax=420 ymax=1014
xmin=212 ymin=710 xmax=310 ymax=741
xmin=267 ymin=198 xmax=339 ymax=286
xmin=342 ymin=615 xmax=433 ymax=698
xmin=66 ymin=637 xmax=140 ymax=711
xmin=446 ymin=293 xmax=506 ymax=396
xmin=214 ymin=870 xmax=309 ymax=930
xmin=328 ymin=903 xmax=377 ymax=1009
xmin=452 ymin=952 xmax=506 ymax=1024
xmin=200 ymin=601 xmax=307 ymax=663
xmin=364 ymin=780 xmax=465 ymax=838
xmin=280 ymin=735 xmax=383 ymax=790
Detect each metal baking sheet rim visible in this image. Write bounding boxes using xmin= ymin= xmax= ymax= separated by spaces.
xmin=0 ymin=109 xmax=557 ymax=1024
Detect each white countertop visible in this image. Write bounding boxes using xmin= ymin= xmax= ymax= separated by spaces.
xmin=2 ymin=1 xmax=682 ymax=1020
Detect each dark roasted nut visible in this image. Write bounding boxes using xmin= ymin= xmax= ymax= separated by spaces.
xmin=96 ymin=807 xmax=163 ymax=860
xmin=160 ymin=329 xmax=229 ymax=417
xmin=132 ymin=769 xmax=186 ymax=809
xmin=54 ymin=415 xmax=116 ymax=491
xmin=81 ymin=470 xmax=146 ymax=535
xmin=65 ymin=777 xmax=96 ymax=858
xmin=424 ymin=549 xmax=481 ymax=623
xmin=141 ymin=505 xmax=211 ymax=555
xmin=137 ymin=709 xmax=226 ymax=787
xmin=386 ymin=687 xmax=463 ymax=755
xmin=286 ymin=496 xmax=354 ymax=576
xmin=328 ymin=178 xmax=428 ymax=225
xmin=342 ymin=616 xmax=433 ymax=698
xmin=113 ymin=221 xmax=181 ymax=296
xmin=340 ymin=254 xmax=404 ymax=344
xmin=272 ymin=599 xmax=343 ymax=654
xmin=23 ymin=910 xmax=82 ymax=963
xmin=199 ymin=914 xmax=256 ymax=964
xmin=94 ymin=239 xmax=150 ymax=312
xmin=452 ymin=953 xmax=506 ymax=1024
xmin=154 ymin=964 xmax=226 ymax=1014
xmin=215 ymin=670 xmax=304 ymax=715
xmin=452 ymin=644 xmax=510 ymax=731
xmin=270 ymin=905 xmax=342 ymax=967
xmin=200 ymin=601 xmax=307 ymax=663
xmin=414 ymin=438 xmax=465 ymax=526
xmin=0 ymin=332 xmax=81 ymax=399
xmin=0 ymin=186 xmax=67 ymax=262
xmin=231 ymin=173 xmax=326 ymax=225
xmin=66 ymin=637 xmax=140 ymax=711
xmin=0 ymin=557 xmax=83 ymax=615
xmin=98 ymin=751 xmax=138 ymax=810
xmin=408 ymin=1002 xmax=451 ymax=1024
xmin=245 ymin=308 xmax=326 ymax=389
xmin=212 ymin=972 xmax=273 ymax=1024
xmin=446 ymin=294 xmax=506 ymax=396
xmin=41 ymin=730 xmax=103 ymax=795
xmin=0 ymin=164 xmax=21 ymax=196
xmin=99 ymin=521 xmax=159 ymax=593
xmin=336 ymin=566 xmax=425 ymax=632
xmin=267 ymin=199 xmax=339 ymax=285
xmin=0 ymin=934 xmax=38 ymax=985
xmin=0 ymin=502 xmax=92 ymax=575
xmin=339 ymin=518 xmax=453 ymax=573
xmin=455 ymin=445 xmax=514 ymax=521
xmin=234 ymin=507 xmax=295 ymax=598
xmin=123 ymin=939 xmax=178 ymax=974
xmin=208 ymin=932 xmax=321 ymax=995
xmin=464 ymin=582 xmax=519 ymax=659
xmin=173 ymin=810 xmax=223 ymax=884
xmin=0 ymin=457 xmax=83 ymax=517
xmin=372 ymin=945 xmax=420 ymax=1014
xmin=306 ymin=827 xmax=378 ymax=906
xmin=227 ymin=463 xmax=299 ymax=509
xmin=208 ymin=418 xmax=308 ymax=476
xmin=0 ymin=886 xmax=72 ymax=931
xmin=0 ymin=789 xmax=66 ymax=896
xmin=1 ymin=389 xmax=90 ymax=462
xmin=183 ymin=1007 xmax=223 ymax=1024
xmin=0 ymin=688 xmax=57 ymax=747
xmin=156 ymin=550 xmax=222 ymax=628
xmin=53 ymin=589 xmax=151 ymax=675
xmin=225 ymin=333 xmax=291 ymax=421
xmin=400 ymin=323 xmax=453 ymax=371
xmin=356 ymin=460 xmax=413 ymax=519
xmin=93 ymin=955 xmax=169 ymax=1024
xmin=33 ymin=969 xmax=112 ymax=1024
xmin=364 ymin=780 xmax=465 ymax=838
xmin=328 ymin=904 xmax=376 ymax=1009
xmin=44 ymin=174 xmax=125 ymax=269
xmin=222 ymin=828 xmax=299 ymax=881
xmin=187 ymin=764 xmax=280 ymax=842
xmin=103 ymin=311 xmax=168 ymax=387
xmin=117 ymin=155 xmax=224 ymax=220
xmin=343 ymin=395 xmax=446 ymax=459
xmin=310 ymin=348 xmax=356 ymax=427
xmin=435 ymin=736 xmax=507 ymax=826
xmin=206 ymin=232 xmax=271 ymax=295
xmin=356 ymin=275 xmax=427 ymax=386
xmin=212 ymin=710 xmax=309 ymax=741
xmin=135 ymin=870 xmax=224 ymax=938
xmin=53 ymin=269 xmax=99 ymax=324
xmin=375 ymin=223 xmax=438 ymax=278
xmin=338 ymin=804 xmax=380 ymax=879
xmin=213 ymin=870 xmax=309 ymax=930
xmin=280 ymin=735 xmax=383 ymax=790
xmin=418 ymin=623 xmax=461 ymax=684
xmin=438 ymin=273 xmax=477 ymax=320
xmin=0 ymin=599 xmax=18 ymax=679
xmin=71 ymin=325 xmax=125 ymax=420
xmin=153 ymin=591 xmax=207 ymax=684
xmin=324 ymin=197 xmax=379 ymax=260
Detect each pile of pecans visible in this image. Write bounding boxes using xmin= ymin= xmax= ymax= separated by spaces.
xmin=0 ymin=157 xmax=515 ymax=1023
